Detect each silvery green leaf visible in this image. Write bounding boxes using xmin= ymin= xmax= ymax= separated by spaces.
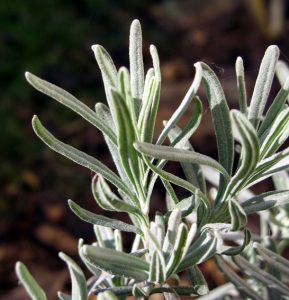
xmin=166 ymin=223 xmax=188 ymax=277
xmin=255 ymin=243 xmax=289 ymax=276
xmin=57 ymin=292 xmax=71 ymax=300
xmin=233 ymin=255 xmax=289 ymax=296
xmin=145 ymin=82 xmax=161 ymax=144
xmin=131 ymin=248 xmax=148 ymax=258
xmin=140 ymin=153 xmax=199 ymax=195
xmin=157 ymin=63 xmax=202 ymax=145
xmin=248 ymin=45 xmax=280 ymax=128
xmin=138 ymin=77 xmax=161 ymax=142
xmin=154 ymin=213 xmax=165 ymax=246
xmin=129 ymin=19 xmax=144 ymax=118
xmin=144 ymin=227 xmax=166 ymax=281
xmin=80 ymin=245 xmax=149 ymax=281
xmin=222 ymin=229 xmax=251 ymax=256
xmin=32 ymin=115 xmax=132 ymax=198
xmin=258 ymin=78 xmax=289 ymax=138
xmin=201 ymin=62 xmax=234 ymax=176
xmin=169 ymin=96 xmax=203 ymax=147
xmin=227 ymin=110 xmax=259 ymax=196
xmin=163 ymin=209 xmax=182 ymax=256
xmin=114 ymin=229 xmax=123 ymax=252
xmin=165 ymin=195 xmax=195 ymax=221
xmin=196 ymin=283 xmax=237 ymax=300
xmin=135 ymin=142 xmax=229 ymax=181
xmin=259 ymin=107 xmax=289 ymax=158
xmin=177 ymin=229 xmax=218 ymax=272
xmin=118 ymin=67 xmax=138 ymax=128
xmin=25 ymin=72 xmax=117 ymax=145
xmin=162 ymin=179 xmax=180 ymax=205
xmin=68 ymin=200 xmax=141 ymax=234
xmin=273 ymin=170 xmax=289 ymax=190
xmin=228 ymin=198 xmax=247 ymax=231
xmin=132 ymin=283 xmax=152 ymax=298
xmin=145 ymin=81 xmax=161 ymax=143
xmin=94 ymin=225 xmax=115 ymax=249
xmin=215 ymin=256 xmax=263 ymax=300
xmin=235 ymin=56 xmax=247 ymax=114
xmin=95 ymin=103 xmax=129 ymax=183
xmin=110 ymin=88 xmax=143 ymax=199
xmin=276 ymin=60 xmax=289 ymax=87
xmin=91 ymin=44 xmax=118 ymax=123
xmin=241 ymin=190 xmax=289 ymax=214
xmin=149 ymin=250 xmax=166 ymax=283
xmin=141 ymin=68 xmax=155 ymax=106
xmin=150 ymin=45 xmax=161 ymax=82
xmin=97 ymin=291 xmax=118 ymax=300
xmin=92 ymin=175 xmax=143 ymax=217
xmin=247 ymin=148 xmax=289 ymax=186
xmin=182 ymin=223 xmax=197 ymax=258
xmin=15 ymin=262 xmax=47 ymax=300
xmin=91 ymin=45 xmax=118 ymax=88
xmin=167 ymin=121 xmax=206 ymax=193
xmin=188 ymin=266 xmax=209 ymax=296
xmin=78 ymin=239 xmax=101 ymax=277
xmin=58 ymin=252 xmax=88 ymax=300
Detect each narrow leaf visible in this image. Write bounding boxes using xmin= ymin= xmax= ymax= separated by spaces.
xmin=163 ymin=209 xmax=182 ymax=255
xmin=150 ymin=45 xmax=161 ymax=82
xmin=135 ymin=142 xmax=229 ymax=181
xmin=95 ymin=103 xmax=129 ymax=183
xmin=81 ymin=245 xmax=149 ymax=281
xmin=228 ymin=198 xmax=247 ymax=231
xmin=57 ymin=292 xmax=71 ymax=300
xmin=93 ymin=175 xmax=143 ymax=217
xmin=255 ymin=243 xmax=289 ymax=276
xmin=258 ymin=78 xmax=289 ymax=138
xmin=91 ymin=44 xmax=118 ymax=124
xmin=157 ymin=63 xmax=202 ymax=144
xmin=215 ymin=256 xmax=263 ymax=300
xmin=25 ymin=72 xmax=117 ymax=144
xmin=15 ymin=262 xmax=47 ymax=300
xmin=59 ymin=252 xmax=88 ymax=300
xmin=110 ymin=89 xmax=142 ymax=196
xmin=167 ymin=121 xmax=206 ymax=193
xmin=233 ymin=255 xmax=289 ymax=296
xmin=227 ymin=110 xmax=259 ymax=196
xmin=201 ymin=62 xmax=234 ymax=176
xmin=235 ymin=57 xmax=247 ymax=114
xmin=129 ymin=19 xmax=144 ymax=103
xmin=241 ymin=190 xmax=289 ymax=214
xmin=32 ymin=115 xmax=132 ymax=198
xmin=260 ymin=107 xmax=289 ymax=158
xmin=177 ymin=230 xmax=218 ymax=272
xmin=248 ymin=45 xmax=279 ymax=128
xmin=188 ymin=266 xmax=209 ymax=296
xmin=276 ymin=60 xmax=289 ymax=87
xmin=68 ymin=200 xmax=141 ymax=234
xmin=166 ymin=223 xmax=188 ymax=276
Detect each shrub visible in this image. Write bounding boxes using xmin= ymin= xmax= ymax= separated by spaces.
xmin=15 ymin=19 xmax=289 ymax=299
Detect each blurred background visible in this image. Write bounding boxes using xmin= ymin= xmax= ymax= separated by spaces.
xmin=1 ymin=0 xmax=289 ymax=298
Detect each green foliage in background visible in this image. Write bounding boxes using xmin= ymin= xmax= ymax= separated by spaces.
xmin=15 ymin=19 xmax=289 ymax=299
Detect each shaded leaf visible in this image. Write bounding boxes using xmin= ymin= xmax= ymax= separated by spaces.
xmin=59 ymin=252 xmax=87 ymax=300
xmin=80 ymin=245 xmax=149 ymax=281
xmin=68 ymin=200 xmax=141 ymax=234
xmin=15 ymin=262 xmax=47 ymax=300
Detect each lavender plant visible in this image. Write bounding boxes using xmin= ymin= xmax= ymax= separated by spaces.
xmin=15 ymin=20 xmax=289 ymax=299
